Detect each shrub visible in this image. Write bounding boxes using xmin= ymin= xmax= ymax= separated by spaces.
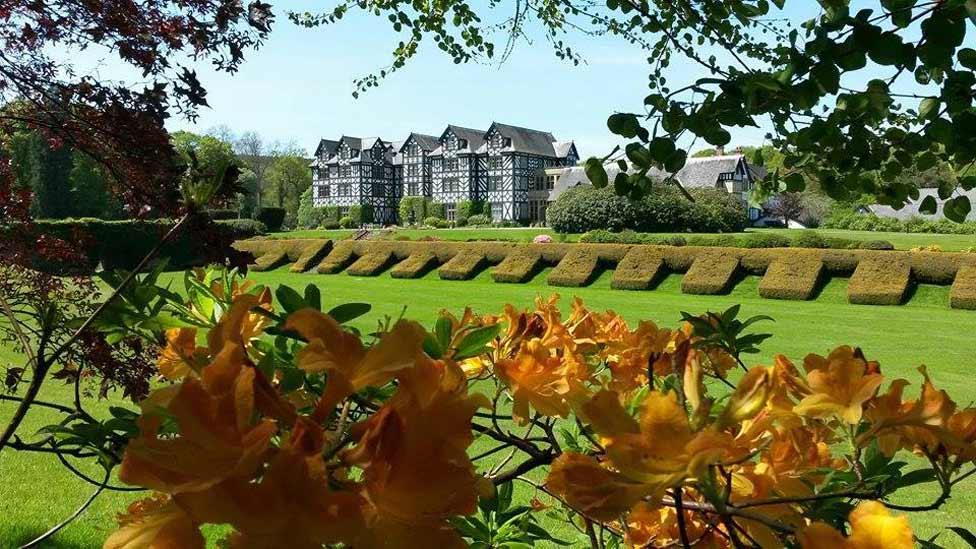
xmin=391 ymin=251 xmax=441 ymax=279
xmin=742 ymin=233 xmax=791 ymax=248
xmin=455 ymin=217 xmax=468 ymax=227
xmin=316 ymin=241 xmax=358 ymax=274
xmin=217 ymin=219 xmax=267 ymax=240
xmin=660 ymin=235 xmax=688 ymax=247
xmin=349 ymin=204 xmax=373 ymax=225
xmin=791 ymin=230 xmax=829 ymax=249
xmin=439 ymin=250 xmax=489 ymax=280
xmin=681 ymin=253 xmax=740 ymax=295
xmin=206 ymin=208 xmax=238 ymax=220
xmin=612 ymin=247 xmax=666 ymax=290
xmin=758 ymin=258 xmax=824 ymax=300
xmin=255 ymin=207 xmax=286 ymax=232
xmin=848 ymin=258 xmax=911 ymax=305
xmin=548 ymin=248 xmax=602 ymax=287
xmin=423 ymin=216 xmax=448 ymax=228
xmin=290 ymin=240 xmax=334 ymax=273
xmin=823 ymin=212 xmax=976 ymax=235
xmin=339 ymin=216 xmax=355 ymax=229
xmin=322 ymin=220 xmax=340 ymax=230
xmin=467 ymin=214 xmax=491 ymax=226
xmin=492 ymin=248 xmax=546 ymax=283
xmin=950 ymin=266 xmax=976 ymax=310
xmin=252 ymin=250 xmax=289 ymax=271
xmin=457 ymin=200 xmax=485 ymax=219
xmin=347 ymin=251 xmax=396 ymax=276
xmin=857 ymin=240 xmax=894 ymax=250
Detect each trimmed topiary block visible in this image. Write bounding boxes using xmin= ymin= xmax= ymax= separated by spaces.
xmin=391 ymin=251 xmax=441 ymax=279
xmin=612 ymin=247 xmax=666 ymax=290
xmin=251 ymin=250 xmax=289 ymax=272
xmin=950 ymin=265 xmax=976 ymax=310
xmin=347 ymin=251 xmax=397 ymax=276
xmin=682 ymin=253 xmax=741 ymax=295
xmin=758 ymin=258 xmax=824 ymax=300
xmin=316 ymin=241 xmax=358 ymax=274
xmin=848 ymin=258 xmax=911 ymax=305
xmin=492 ymin=248 xmax=545 ymax=283
xmin=548 ymin=248 xmax=601 ymax=287
xmin=290 ymin=240 xmax=333 ymax=273
xmin=439 ymin=251 xmax=489 ymax=280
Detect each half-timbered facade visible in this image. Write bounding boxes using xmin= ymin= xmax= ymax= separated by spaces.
xmin=311 ymin=123 xmax=579 ymax=225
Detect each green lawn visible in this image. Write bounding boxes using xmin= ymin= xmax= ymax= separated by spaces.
xmin=271 ymin=226 xmax=976 ymax=251
xmin=3 ymin=267 xmax=976 ymax=546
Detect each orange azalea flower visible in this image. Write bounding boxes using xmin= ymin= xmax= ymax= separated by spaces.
xmin=157 ymin=327 xmax=206 ymax=380
xmin=120 ymin=344 xmax=277 ymax=494
xmin=343 ymin=355 xmax=490 ymax=548
xmin=206 ymin=288 xmax=273 ymax=355
xmin=626 ymin=501 xmax=729 ymax=548
xmin=104 ymin=494 xmax=203 ymax=549
xmin=549 ymin=390 xmax=733 ymax=518
xmin=861 ymin=367 xmax=956 ymax=456
xmin=495 ymin=338 xmax=590 ymax=423
xmin=721 ymin=365 xmax=772 ymax=425
xmin=602 ymin=320 xmax=679 ymax=392
xmin=174 ymin=417 xmax=367 ymax=549
xmin=793 ymin=346 xmax=884 ymax=424
xmin=946 ymin=408 xmax=976 ymax=460
xmin=547 ymin=453 xmax=659 ymax=521
xmin=799 ymin=501 xmax=913 ymax=548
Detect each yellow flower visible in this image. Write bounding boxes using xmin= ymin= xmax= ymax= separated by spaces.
xmin=104 ymin=494 xmax=203 ymax=549
xmin=546 ymin=453 xmax=658 ymax=521
xmin=861 ymin=367 xmax=956 ymax=455
xmin=799 ymin=501 xmax=913 ymax=548
xmin=157 ymin=327 xmax=206 ymax=380
xmin=120 ymin=344 xmax=277 ymax=494
xmin=793 ymin=346 xmax=884 ymax=424
xmin=722 ymin=366 xmax=772 ymax=425
xmin=494 ymin=338 xmax=590 ymax=423
xmin=206 ymin=289 xmax=273 ymax=355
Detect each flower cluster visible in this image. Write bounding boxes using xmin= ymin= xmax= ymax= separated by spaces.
xmin=105 ymin=284 xmax=975 ymax=548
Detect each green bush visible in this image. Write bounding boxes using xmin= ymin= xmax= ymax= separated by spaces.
xmin=290 ymin=240 xmax=333 ymax=273
xmin=316 ymin=241 xmax=358 ymax=274
xmin=349 ymin=204 xmax=373 ymax=225
xmin=660 ymin=235 xmax=688 ymax=247
xmin=457 ymin=200 xmax=485 ymax=219
xmin=399 ymin=196 xmax=443 ymax=225
xmin=743 ymin=233 xmax=791 ymax=248
xmin=455 ymin=217 xmax=468 ymax=227
xmin=322 ymin=220 xmax=341 ymax=230
xmin=612 ymin=247 xmax=666 ymax=290
xmin=758 ymin=258 xmax=824 ymax=300
xmin=847 ymin=258 xmax=911 ymax=305
xmin=950 ymin=266 xmax=976 ymax=310
xmin=391 ymin=251 xmax=441 ymax=279
xmin=824 ymin=212 xmax=976 ymax=235
xmin=255 ymin=207 xmax=286 ymax=232
xmin=467 ymin=214 xmax=491 ymax=226
xmin=681 ymin=253 xmax=741 ymax=295
xmin=218 ymin=219 xmax=267 ymax=239
xmin=859 ymin=240 xmax=895 ymax=251
xmin=791 ymin=231 xmax=829 ymax=249
xmin=347 ymin=251 xmax=396 ymax=276
xmin=548 ymin=248 xmax=602 ymax=287
xmin=206 ymin=209 xmax=239 ymax=220
xmin=547 ymin=185 xmax=748 ymax=234
xmin=423 ymin=216 xmax=448 ymax=228
xmin=492 ymin=248 xmax=546 ymax=283
xmin=339 ymin=216 xmax=355 ymax=229
xmin=439 ymin=250 xmax=489 ymax=280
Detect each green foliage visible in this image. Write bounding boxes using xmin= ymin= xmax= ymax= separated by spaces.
xmin=759 ymin=258 xmax=825 ymax=301
xmin=346 ymin=251 xmax=397 ymax=276
xmin=860 ymin=240 xmax=896 ymax=251
xmin=547 ymin=185 xmax=747 ymax=234
xmin=790 ymin=230 xmax=829 ymax=249
xmin=390 ymin=251 xmax=440 ymax=279
xmin=316 ymin=241 xmax=358 ymax=274
xmin=548 ymin=248 xmax=601 ymax=287
xmin=256 ymin=207 xmax=287 ymax=232
xmin=399 ymin=196 xmax=443 ymax=225
xmin=466 ymin=214 xmax=491 ymax=226
xmin=453 ymin=482 xmax=570 ymax=548
xmin=680 ymin=305 xmax=773 ymax=360
xmin=289 ymin=240 xmax=334 ymax=273
xmin=339 ymin=216 xmax=355 ymax=229
xmin=349 ymin=204 xmax=373 ymax=225
xmin=423 ymin=216 xmax=448 ymax=228
xmin=457 ymin=199 xmax=485 ymax=219
xmin=825 ymin=212 xmax=976 ymax=235
xmin=492 ymin=248 xmax=546 ymax=283
xmin=439 ymin=250 xmax=490 ymax=280
xmin=848 ymin=258 xmax=912 ymax=305
xmin=296 ymin=187 xmax=315 ymax=228
xmin=950 ymin=266 xmax=976 ymax=310
xmin=681 ymin=253 xmax=741 ymax=295
xmin=263 ymin=154 xmax=312 ymax=223
xmin=611 ymin=247 xmax=666 ymax=290
xmin=742 ymin=233 xmax=791 ymax=249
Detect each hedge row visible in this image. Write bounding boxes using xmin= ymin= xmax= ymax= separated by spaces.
xmin=950 ymin=266 xmax=976 ymax=310
xmin=611 ymin=247 xmax=666 ymax=290
xmin=290 ymin=240 xmax=334 ymax=273
xmin=824 ymin=212 xmax=976 ymax=235
xmin=239 ymin=238 xmax=976 ymax=309
xmin=232 ymin=239 xmax=328 ymax=272
xmin=682 ymin=253 xmax=741 ymax=295
xmin=848 ymin=258 xmax=912 ymax=306
xmin=758 ymin=259 xmax=824 ymax=301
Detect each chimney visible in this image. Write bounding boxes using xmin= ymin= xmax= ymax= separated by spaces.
xmin=716 ymin=145 xmax=725 ymax=156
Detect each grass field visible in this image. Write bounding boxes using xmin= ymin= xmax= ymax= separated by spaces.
xmin=3 ymin=266 xmax=976 ymax=546
xmin=272 ymin=226 xmax=976 ymax=251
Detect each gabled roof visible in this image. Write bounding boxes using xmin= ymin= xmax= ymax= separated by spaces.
xmin=549 ymin=163 xmax=668 ymax=201
xmin=554 ymin=141 xmax=578 ymax=160
xmin=314 ymin=139 xmax=340 ymax=158
xmin=865 ymin=188 xmax=976 ymax=222
xmin=339 ymin=136 xmax=363 ymax=151
xmin=443 ymin=125 xmax=487 ymax=153
xmin=675 ymin=155 xmax=744 ymax=188
xmin=360 ymin=137 xmax=389 ymax=151
xmin=487 ymin=122 xmax=559 ymax=156
xmin=399 ymin=133 xmax=440 ymax=153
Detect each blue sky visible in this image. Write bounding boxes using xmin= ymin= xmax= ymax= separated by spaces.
xmin=71 ymin=2 xmax=910 ymax=158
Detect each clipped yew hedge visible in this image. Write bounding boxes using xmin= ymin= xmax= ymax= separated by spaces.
xmin=848 ymin=258 xmax=912 ymax=306
xmin=950 ymin=266 xmax=976 ymax=310
xmin=612 ymin=247 xmax=666 ymax=290
xmin=681 ymin=253 xmax=741 ymax=295
xmin=758 ymin=258 xmax=824 ymax=301
xmin=234 ymin=238 xmax=976 ymax=309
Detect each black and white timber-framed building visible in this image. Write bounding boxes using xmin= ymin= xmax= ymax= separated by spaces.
xmin=312 ymin=123 xmax=579 ymax=225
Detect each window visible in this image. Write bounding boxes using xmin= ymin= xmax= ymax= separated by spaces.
xmin=442 ymin=177 xmax=460 ymax=193
xmin=408 ymin=144 xmax=419 ymax=155
xmin=719 ymin=172 xmax=735 ymax=181
xmin=339 ymin=206 xmax=350 ymax=217
xmin=407 ymin=164 xmax=419 ymax=177
xmin=372 ymin=183 xmax=382 ymax=196
xmin=317 ymin=185 xmax=330 ymax=199
xmin=338 ymin=184 xmax=351 ymax=196
xmin=446 ymin=203 xmax=457 ymax=221
xmin=489 ymin=156 xmax=502 ymax=170
xmin=407 ymin=183 xmax=418 ymax=196
xmin=491 ymin=202 xmax=504 ymax=219
xmin=547 ymin=175 xmax=558 ymax=190
xmin=488 ymin=176 xmax=502 ymax=191
xmin=340 ymin=165 xmax=351 ymax=177
xmin=329 ymin=166 xmax=338 ymax=178
xmin=446 ymin=158 xmax=459 ymax=171
xmin=529 ymin=200 xmax=538 ymax=221
xmin=433 ymin=158 xmax=442 ymax=168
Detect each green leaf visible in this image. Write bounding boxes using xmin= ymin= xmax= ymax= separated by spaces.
xmin=275 ymin=285 xmax=306 ymax=314
xmin=327 ymin=302 xmax=371 ymax=324
xmin=303 ymin=284 xmax=321 ymax=311
xmin=948 ymin=527 xmax=976 ymax=548
xmin=454 ymin=324 xmax=500 ymax=360
xmin=944 ymin=196 xmax=972 ymax=222
xmin=960 ymin=48 xmax=976 ymax=70
xmin=583 ymin=157 xmax=608 ymax=188
xmin=918 ymin=97 xmax=940 ymax=120
xmin=919 ymin=195 xmax=938 ymax=215
xmin=607 ymin=113 xmax=641 ymax=138
xmin=434 ymin=316 xmax=452 ymax=350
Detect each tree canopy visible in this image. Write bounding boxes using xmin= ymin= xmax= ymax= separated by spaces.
xmin=294 ymin=0 xmax=976 ymax=220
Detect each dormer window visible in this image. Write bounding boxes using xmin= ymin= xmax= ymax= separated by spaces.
xmin=459 ymin=138 xmax=468 ymax=149
xmin=504 ymin=138 xmax=512 ymax=147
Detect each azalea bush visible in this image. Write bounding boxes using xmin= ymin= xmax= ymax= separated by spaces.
xmin=29 ymin=266 xmax=967 ymax=548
